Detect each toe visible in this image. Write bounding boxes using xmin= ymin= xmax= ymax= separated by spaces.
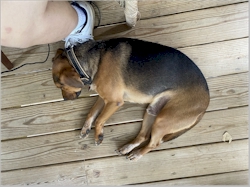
xmin=95 ymin=140 xmax=102 ymax=146
xmin=115 ymin=149 xmax=123 ymax=156
xmin=80 ymin=129 xmax=90 ymax=139
xmin=95 ymin=134 xmax=104 ymax=145
xmin=126 ymin=150 xmax=142 ymax=161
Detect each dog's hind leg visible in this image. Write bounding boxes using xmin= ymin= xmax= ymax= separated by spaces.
xmin=127 ymin=110 xmax=204 ymax=161
xmin=126 ymin=90 xmax=209 ymax=161
xmin=126 ymin=118 xmax=167 ymax=161
xmin=116 ymin=111 xmax=156 ymax=155
xmin=116 ymin=94 xmax=170 ymax=155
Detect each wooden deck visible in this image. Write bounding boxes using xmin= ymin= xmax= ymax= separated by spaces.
xmin=1 ymin=0 xmax=249 ymax=185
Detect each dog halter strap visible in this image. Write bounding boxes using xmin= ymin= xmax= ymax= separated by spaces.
xmin=65 ymin=47 xmax=92 ymax=85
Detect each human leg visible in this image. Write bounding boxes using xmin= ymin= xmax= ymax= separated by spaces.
xmin=1 ymin=1 xmax=94 ymax=48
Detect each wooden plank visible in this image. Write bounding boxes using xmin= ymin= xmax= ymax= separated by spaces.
xmin=1 ymin=106 xmax=248 ymax=171
xmin=1 ymin=162 xmax=89 ymax=186
xmin=1 ymin=2 xmax=248 ymax=76
xmin=1 ymin=51 xmax=14 ymax=70
xmin=93 ymin=0 xmax=247 ymax=26
xmin=142 ymin=170 xmax=249 ymax=185
xmin=1 ymin=70 xmax=96 ymax=109
xmin=1 ymin=38 xmax=248 ymax=109
xmin=72 ymin=140 xmax=249 ymax=185
xmin=1 ymin=97 xmax=146 ymax=140
xmin=1 ymin=139 xmax=248 ymax=185
xmin=1 ymin=42 xmax=64 ymax=76
xmin=94 ymin=2 xmax=248 ymax=47
xmin=1 ymin=72 xmax=248 ymax=140
xmin=180 ymin=38 xmax=248 ymax=79
xmin=207 ymin=72 xmax=248 ymax=111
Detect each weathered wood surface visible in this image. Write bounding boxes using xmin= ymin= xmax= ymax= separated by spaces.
xmin=1 ymin=0 xmax=248 ymax=185
xmin=1 ymin=97 xmax=145 ymax=140
xmin=1 ymin=38 xmax=248 ymax=109
xmin=1 ymin=139 xmax=248 ymax=185
xmin=1 ymin=2 xmax=248 ymax=76
xmin=1 ymin=43 xmax=63 ymax=76
xmin=1 ymin=72 xmax=248 ymax=140
xmin=94 ymin=0 xmax=248 ymax=26
xmin=94 ymin=2 xmax=248 ymax=45
xmin=1 ymin=106 xmax=248 ymax=171
xmin=142 ymin=170 xmax=249 ymax=185
xmin=82 ymin=140 xmax=249 ymax=185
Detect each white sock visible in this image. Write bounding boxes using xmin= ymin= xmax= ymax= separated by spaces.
xmin=69 ymin=4 xmax=87 ymax=35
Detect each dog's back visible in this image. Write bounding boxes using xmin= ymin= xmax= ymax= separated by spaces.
xmin=101 ymin=38 xmax=208 ymax=96
xmin=100 ymin=38 xmax=210 ymax=160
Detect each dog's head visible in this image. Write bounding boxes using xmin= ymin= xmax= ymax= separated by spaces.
xmin=52 ymin=49 xmax=84 ymax=100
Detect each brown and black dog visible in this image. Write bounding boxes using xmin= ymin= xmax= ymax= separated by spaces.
xmin=52 ymin=38 xmax=210 ymax=161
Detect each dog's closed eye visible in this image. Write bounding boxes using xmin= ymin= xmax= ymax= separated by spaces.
xmin=63 ymin=75 xmax=83 ymax=88
xmin=53 ymin=75 xmax=60 ymax=83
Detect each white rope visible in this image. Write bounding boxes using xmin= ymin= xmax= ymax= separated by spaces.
xmin=119 ymin=0 xmax=141 ymax=27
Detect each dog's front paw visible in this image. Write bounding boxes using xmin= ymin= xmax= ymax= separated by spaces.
xmin=95 ymin=134 xmax=104 ymax=146
xmin=80 ymin=127 xmax=91 ymax=139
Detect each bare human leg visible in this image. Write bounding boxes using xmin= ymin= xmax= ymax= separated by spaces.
xmin=1 ymin=1 xmax=77 ymax=48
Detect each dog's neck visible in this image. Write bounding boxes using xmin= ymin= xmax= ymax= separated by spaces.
xmin=73 ymin=40 xmax=103 ymax=84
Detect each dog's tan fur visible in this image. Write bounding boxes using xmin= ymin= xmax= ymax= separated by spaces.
xmin=52 ymin=38 xmax=210 ymax=161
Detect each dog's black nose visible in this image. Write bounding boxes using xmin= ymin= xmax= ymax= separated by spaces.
xmin=76 ymin=91 xmax=82 ymax=98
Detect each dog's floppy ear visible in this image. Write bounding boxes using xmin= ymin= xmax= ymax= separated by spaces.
xmin=52 ymin=48 xmax=64 ymax=62
xmin=63 ymin=71 xmax=84 ymax=88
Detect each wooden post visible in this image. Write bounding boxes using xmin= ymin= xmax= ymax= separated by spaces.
xmin=1 ymin=51 xmax=13 ymax=70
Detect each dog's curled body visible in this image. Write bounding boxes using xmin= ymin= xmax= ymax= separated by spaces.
xmin=52 ymin=38 xmax=210 ymax=161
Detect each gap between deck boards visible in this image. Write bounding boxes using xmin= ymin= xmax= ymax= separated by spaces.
xmin=1 ymin=105 xmax=248 ymax=171
xmin=1 ymin=139 xmax=248 ymax=185
xmin=135 ymin=170 xmax=249 ymax=185
xmin=1 ymin=72 xmax=248 ymax=140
